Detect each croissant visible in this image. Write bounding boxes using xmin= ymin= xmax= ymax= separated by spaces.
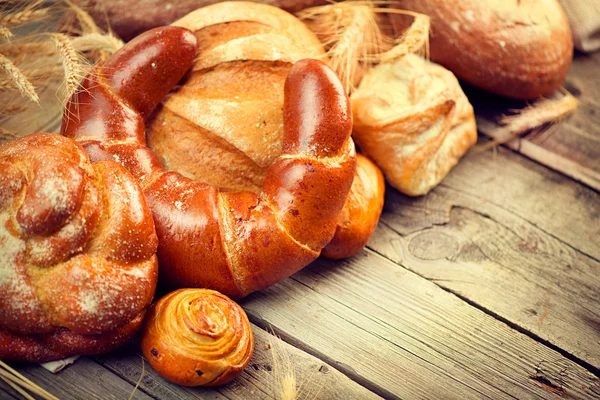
xmin=141 ymin=289 xmax=254 ymax=386
xmin=62 ymin=26 xmax=356 ymax=299
xmin=0 ymin=133 xmax=158 ymax=362
xmin=351 ymin=54 xmax=477 ymax=196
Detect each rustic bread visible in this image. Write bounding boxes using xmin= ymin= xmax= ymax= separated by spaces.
xmin=351 ymin=54 xmax=477 ymax=196
xmin=148 ymin=2 xmax=325 ymax=194
xmin=77 ymin=0 xmax=328 ymax=41
xmin=390 ymin=0 xmax=573 ymax=99
xmin=0 ymin=133 xmax=158 ymax=362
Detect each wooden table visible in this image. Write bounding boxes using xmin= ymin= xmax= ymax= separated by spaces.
xmin=1 ymin=55 xmax=599 ymax=400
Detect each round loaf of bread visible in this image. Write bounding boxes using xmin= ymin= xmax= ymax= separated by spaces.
xmin=0 ymin=133 xmax=158 ymax=362
xmin=390 ymin=0 xmax=573 ymax=99
xmin=148 ymin=1 xmax=326 ymax=194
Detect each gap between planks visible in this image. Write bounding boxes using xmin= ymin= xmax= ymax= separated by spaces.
xmin=367 ymin=240 xmax=600 ymax=380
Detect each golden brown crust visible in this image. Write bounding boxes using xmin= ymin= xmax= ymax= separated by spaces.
xmin=390 ymin=0 xmax=573 ymax=99
xmin=63 ymin=23 xmax=356 ymax=299
xmin=351 ymin=55 xmax=477 ymax=196
xmin=0 ymin=134 xmax=158 ymax=362
xmin=141 ymin=289 xmax=254 ymax=387
xmin=322 ymin=154 xmax=385 ymax=259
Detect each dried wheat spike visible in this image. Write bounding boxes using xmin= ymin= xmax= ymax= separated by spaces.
xmin=0 ymin=53 xmax=39 ymax=104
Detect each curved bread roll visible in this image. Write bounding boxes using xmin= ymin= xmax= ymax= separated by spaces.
xmin=322 ymin=154 xmax=385 ymax=259
xmin=63 ymin=25 xmax=356 ymax=299
xmin=390 ymin=0 xmax=573 ymax=99
xmin=0 ymin=134 xmax=158 ymax=362
xmin=141 ymin=289 xmax=254 ymax=386
xmin=351 ymin=55 xmax=477 ymax=196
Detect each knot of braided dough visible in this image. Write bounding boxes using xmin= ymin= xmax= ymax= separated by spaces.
xmin=0 ymin=134 xmax=158 ymax=362
xmin=141 ymin=289 xmax=254 ymax=386
xmin=62 ymin=26 xmax=356 ymax=299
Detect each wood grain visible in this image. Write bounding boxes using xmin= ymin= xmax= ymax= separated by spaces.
xmin=240 ymin=250 xmax=600 ymax=400
xmin=471 ymin=53 xmax=600 ymax=191
xmin=95 ymin=324 xmax=381 ymax=400
xmin=367 ymin=144 xmax=600 ymax=371
xmin=2 ymin=357 xmax=153 ymax=400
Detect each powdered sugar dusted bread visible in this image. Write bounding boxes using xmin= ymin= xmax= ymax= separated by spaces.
xmin=351 ymin=55 xmax=477 ymax=196
xmin=0 ymin=133 xmax=158 ymax=362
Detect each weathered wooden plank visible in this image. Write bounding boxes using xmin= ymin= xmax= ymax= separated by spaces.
xmin=367 ymin=144 xmax=600 ymax=371
xmin=437 ymin=145 xmax=600 ymax=261
xmin=7 ymin=356 xmax=153 ymax=400
xmin=240 ymin=250 xmax=600 ymax=400
xmin=471 ymin=53 xmax=600 ymax=191
xmin=96 ymin=324 xmax=381 ymax=400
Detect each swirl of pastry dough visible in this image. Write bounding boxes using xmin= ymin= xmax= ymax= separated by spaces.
xmin=141 ymin=288 xmax=254 ymax=386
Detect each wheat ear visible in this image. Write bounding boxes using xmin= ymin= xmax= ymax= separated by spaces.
xmin=0 ymin=53 xmax=39 ymax=104
xmin=478 ymin=90 xmax=579 ymax=151
xmin=49 ymin=33 xmax=85 ymax=98
xmin=71 ymin=33 xmax=123 ymax=54
xmin=0 ymin=0 xmax=47 ymax=28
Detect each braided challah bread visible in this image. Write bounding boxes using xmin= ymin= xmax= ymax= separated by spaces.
xmin=0 ymin=133 xmax=158 ymax=362
xmin=62 ymin=25 xmax=356 ymax=299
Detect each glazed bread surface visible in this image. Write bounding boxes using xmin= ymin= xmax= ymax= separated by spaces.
xmin=0 ymin=133 xmax=158 ymax=362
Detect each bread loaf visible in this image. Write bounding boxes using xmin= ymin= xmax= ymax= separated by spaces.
xmin=141 ymin=289 xmax=254 ymax=386
xmin=63 ymin=24 xmax=356 ymax=299
xmin=149 ymin=2 xmax=384 ymax=259
xmin=148 ymin=2 xmax=325 ymax=194
xmin=0 ymin=133 xmax=158 ymax=362
xmin=351 ymin=54 xmax=477 ymax=196
xmin=77 ymin=0 xmax=328 ymax=41
xmin=390 ymin=0 xmax=573 ymax=99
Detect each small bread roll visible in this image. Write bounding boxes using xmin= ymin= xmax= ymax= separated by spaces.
xmin=351 ymin=55 xmax=477 ymax=196
xmin=141 ymin=289 xmax=254 ymax=386
xmin=322 ymin=154 xmax=385 ymax=259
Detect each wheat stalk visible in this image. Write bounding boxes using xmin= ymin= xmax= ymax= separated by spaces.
xmin=374 ymin=10 xmax=430 ymax=63
xmin=49 ymin=32 xmax=86 ymax=98
xmin=299 ymin=1 xmax=430 ymax=93
xmin=71 ymin=32 xmax=123 ymax=54
xmin=0 ymin=361 xmax=58 ymax=400
xmin=477 ymin=89 xmax=579 ymax=152
xmin=0 ymin=0 xmax=47 ymax=27
xmin=300 ymin=2 xmax=384 ymax=93
xmin=0 ymin=53 xmax=39 ymax=104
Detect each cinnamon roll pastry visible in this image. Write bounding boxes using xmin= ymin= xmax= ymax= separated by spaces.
xmin=141 ymin=289 xmax=254 ymax=386
xmin=0 ymin=133 xmax=158 ymax=362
